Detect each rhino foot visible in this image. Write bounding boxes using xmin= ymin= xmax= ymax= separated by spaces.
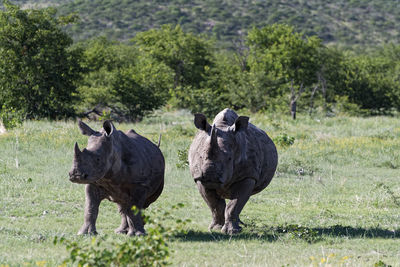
xmin=208 ymin=222 xmax=224 ymax=231
xmin=115 ymin=227 xmax=128 ymax=234
xmin=127 ymin=230 xmax=146 ymax=236
xmin=221 ymin=223 xmax=242 ymax=235
xmin=77 ymin=224 xmax=98 ymax=235
xmin=77 ymin=229 xmax=98 ymax=235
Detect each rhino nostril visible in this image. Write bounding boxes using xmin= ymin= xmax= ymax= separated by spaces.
xmin=82 ymin=173 xmax=88 ymax=179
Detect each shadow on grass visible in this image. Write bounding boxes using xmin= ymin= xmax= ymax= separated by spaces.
xmin=314 ymin=225 xmax=399 ymax=239
xmin=174 ymin=224 xmax=400 ymax=243
xmin=174 ymin=229 xmax=278 ymax=242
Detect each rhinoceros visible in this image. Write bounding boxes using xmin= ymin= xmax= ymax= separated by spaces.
xmin=188 ymin=108 xmax=278 ymax=234
xmin=68 ymin=120 xmax=164 ymax=236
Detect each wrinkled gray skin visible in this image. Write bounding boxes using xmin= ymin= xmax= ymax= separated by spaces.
xmin=69 ymin=120 xmax=164 ymax=236
xmin=189 ymin=108 xmax=278 ymax=234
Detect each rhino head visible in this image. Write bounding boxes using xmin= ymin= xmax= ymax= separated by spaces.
xmin=189 ymin=113 xmax=249 ymax=189
xmin=69 ymin=120 xmax=116 ymax=184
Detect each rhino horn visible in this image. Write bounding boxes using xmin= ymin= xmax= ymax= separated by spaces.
xmin=74 ymin=142 xmax=81 ymax=159
xmin=210 ymin=124 xmax=217 ymax=147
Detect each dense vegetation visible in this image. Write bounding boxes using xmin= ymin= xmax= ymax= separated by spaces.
xmin=7 ymin=0 xmax=400 ymax=48
xmin=1 ymin=1 xmax=400 ymax=125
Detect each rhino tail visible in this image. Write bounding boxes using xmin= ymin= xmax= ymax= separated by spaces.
xmin=157 ymin=133 xmax=162 ymax=148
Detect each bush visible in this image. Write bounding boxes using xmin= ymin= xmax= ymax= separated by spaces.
xmin=54 ymin=204 xmax=190 ymax=267
xmin=273 ymin=133 xmax=295 ymax=147
xmin=0 ymin=106 xmax=22 ymax=130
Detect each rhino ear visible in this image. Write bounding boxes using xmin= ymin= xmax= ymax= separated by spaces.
xmin=78 ymin=120 xmax=96 ymax=136
xmin=230 ymin=116 xmax=249 ymax=133
xmin=103 ymin=120 xmax=115 ymax=137
xmin=194 ymin=113 xmax=211 ymax=132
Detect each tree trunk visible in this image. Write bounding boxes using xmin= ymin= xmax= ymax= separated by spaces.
xmin=308 ymin=84 xmax=319 ymax=116
xmin=289 ymin=80 xmax=304 ymax=120
xmin=290 ymin=100 xmax=297 ymax=120
xmin=320 ymin=73 xmax=327 ymax=114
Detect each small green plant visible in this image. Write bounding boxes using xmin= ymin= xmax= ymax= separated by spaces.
xmin=246 ymin=220 xmax=322 ymax=244
xmin=374 ymin=260 xmax=392 ymax=267
xmin=375 ymin=183 xmax=400 ymax=207
xmin=54 ymin=204 xmax=190 ymax=267
xmin=176 ymin=147 xmax=189 ymax=169
xmin=277 ymin=224 xmax=321 ymax=243
xmin=273 ymin=133 xmax=295 ymax=147
xmin=0 ymin=106 xmax=22 ymax=130
xmin=98 ymin=110 xmax=112 ymax=121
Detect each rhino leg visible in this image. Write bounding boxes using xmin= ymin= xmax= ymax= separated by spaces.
xmin=78 ymin=184 xmax=105 ymax=235
xmin=125 ymin=207 xmax=145 ymax=236
xmin=124 ymin=186 xmax=147 ymax=236
xmin=196 ymin=182 xmax=226 ymax=231
xmin=222 ymin=178 xmax=255 ymax=235
xmin=115 ymin=204 xmax=129 ymax=234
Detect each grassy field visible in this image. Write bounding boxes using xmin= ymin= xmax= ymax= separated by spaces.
xmin=1 ymin=110 xmax=400 ymax=266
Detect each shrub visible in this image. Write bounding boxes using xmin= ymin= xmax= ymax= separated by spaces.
xmin=273 ymin=133 xmax=295 ymax=147
xmin=0 ymin=106 xmax=22 ymax=130
xmin=54 ymin=204 xmax=190 ymax=267
xmin=176 ymin=147 xmax=189 ymax=169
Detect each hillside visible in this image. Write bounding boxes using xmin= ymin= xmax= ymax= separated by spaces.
xmin=6 ymin=0 xmax=400 ymax=47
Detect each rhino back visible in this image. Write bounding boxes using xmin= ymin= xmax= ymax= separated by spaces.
xmin=240 ymin=123 xmax=277 ymax=194
xmin=111 ymin=130 xmax=164 ymax=189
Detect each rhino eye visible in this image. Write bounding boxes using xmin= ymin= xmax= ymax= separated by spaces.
xmin=96 ymin=157 xmax=101 ymax=162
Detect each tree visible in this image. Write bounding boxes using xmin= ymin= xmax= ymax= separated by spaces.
xmin=247 ymin=24 xmax=323 ymax=119
xmin=339 ymin=52 xmax=400 ymax=113
xmin=0 ymin=1 xmax=83 ymax=120
xmin=132 ymin=25 xmax=215 ymax=111
xmin=76 ymin=37 xmax=173 ymax=121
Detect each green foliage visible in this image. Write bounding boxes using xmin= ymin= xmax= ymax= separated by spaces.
xmin=77 ymin=37 xmax=173 ymax=121
xmin=54 ymin=204 xmax=190 ymax=267
xmin=246 ymin=220 xmax=321 ymax=243
xmin=0 ymin=106 xmax=22 ymax=130
xmin=176 ymin=147 xmax=189 ymax=169
xmin=277 ymin=224 xmax=321 ymax=244
xmin=338 ymin=52 xmax=400 ymax=113
xmin=374 ymin=260 xmax=393 ymax=267
xmin=133 ymin=25 xmax=220 ymax=116
xmin=242 ymin=24 xmax=323 ymax=113
xmin=273 ymin=133 xmax=295 ymax=147
xmin=332 ymin=95 xmax=363 ymax=116
xmin=0 ymin=1 xmax=83 ymax=119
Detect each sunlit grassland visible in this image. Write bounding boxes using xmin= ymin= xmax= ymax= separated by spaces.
xmin=1 ymin=110 xmax=400 ymax=266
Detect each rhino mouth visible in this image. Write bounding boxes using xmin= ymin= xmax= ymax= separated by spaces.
xmin=195 ymin=177 xmax=223 ymax=189
xmin=69 ymin=170 xmax=96 ymax=184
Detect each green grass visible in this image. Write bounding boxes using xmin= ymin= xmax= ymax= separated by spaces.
xmin=1 ymin=110 xmax=400 ymax=266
